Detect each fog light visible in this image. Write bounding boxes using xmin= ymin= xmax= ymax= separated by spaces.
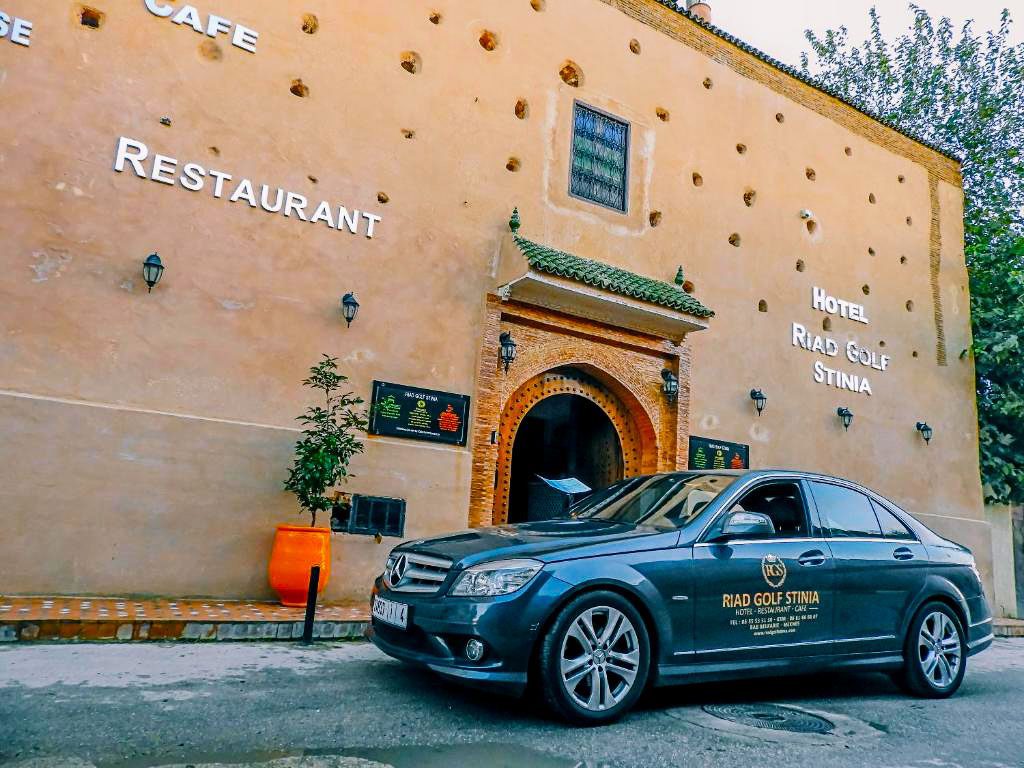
xmin=465 ymin=639 xmax=485 ymax=661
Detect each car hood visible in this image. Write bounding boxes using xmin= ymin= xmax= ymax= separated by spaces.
xmin=397 ymin=519 xmax=678 ymax=568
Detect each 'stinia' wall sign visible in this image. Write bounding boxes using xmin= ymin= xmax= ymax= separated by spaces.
xmin=791 ymin=286 xmax=889 ymax=396
xmin=143 ymin=0 xmax=258 ymax=53
xmin=113 ymin=137 xmax=383 ymax=238
xmin=0 ymin=10 xmax=33 ymax=46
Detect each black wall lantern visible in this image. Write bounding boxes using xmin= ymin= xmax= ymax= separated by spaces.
xmin=142 ymin=253 xmax=164 ymax=293
xmin=661 ymin=368 xmax=679 ymax=405
xmin=916 ymin=421 xmax=934 ymax=445
xmin=341 ymin=293 xmax=360 ymax=327
xmin=837 ymin=407 xmax=854 ymax=431
xmin=499 ymin=331 xmax=517 ymax=373
xmin=749 ymin=388 xmax=767 ymax=416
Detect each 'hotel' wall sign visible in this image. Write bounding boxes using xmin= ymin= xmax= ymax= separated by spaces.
xmin=791 ymin=286 xmax=890 ymax=396
xmin=114 ymin=137 xmax=383 ymax=238
xmin=369 ymin=381 xmax=471 ymax=447
xmin=0 ymin=10 xmax=32 ymax=46
xmin=144 ymin=0 xmax=258 ymax=53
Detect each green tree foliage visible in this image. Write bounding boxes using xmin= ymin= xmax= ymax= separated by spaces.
xmin=284 ymin=355 xmax=368 ymax=526
xmin=801 ymin=5 xmax=1024 ymax=504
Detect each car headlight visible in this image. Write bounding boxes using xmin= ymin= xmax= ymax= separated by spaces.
xmin=449 ymin=559 xmax=542 ymax=597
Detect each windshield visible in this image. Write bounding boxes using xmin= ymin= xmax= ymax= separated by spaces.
xmin=569 ymin=473 xmax=738 ymax=530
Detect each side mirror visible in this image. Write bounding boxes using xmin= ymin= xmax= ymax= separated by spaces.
xmin=713 ymin=511 xmax=775 ymax=542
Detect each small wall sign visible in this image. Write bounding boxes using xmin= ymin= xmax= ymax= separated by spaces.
xmin=688 ymin=436 xmax=749 ymax=471
xmin=0 ymin=10 xmax=33 ymax=46
xmin=143 ymin=0 xmax=258 ymax=53
xmin=369 ymin=381 xmax=470 ymax=447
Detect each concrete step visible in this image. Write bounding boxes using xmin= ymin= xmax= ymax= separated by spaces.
xmin=0 ymin=595 xmax=369 ymax=643
xmin=994 ymin=618 xmax=1024 ymax=638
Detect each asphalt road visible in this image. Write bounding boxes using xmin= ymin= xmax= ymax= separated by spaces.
xmin=1 ymin=638 xmax=1022 ymax=768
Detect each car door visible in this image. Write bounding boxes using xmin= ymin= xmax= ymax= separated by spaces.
xmin=807 ymin=480 xmax=929 ymax=655
xmin=692 ymin=479 xmax=835 ymax=661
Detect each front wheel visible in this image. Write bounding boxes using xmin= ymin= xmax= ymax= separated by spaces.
xmin=899 ymin=602 xmax=966 ymax=698
xmin=537 ymin=591 xmax=650 ymax=725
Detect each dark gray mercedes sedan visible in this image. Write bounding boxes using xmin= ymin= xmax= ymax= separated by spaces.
xmin=368 ymin=470 xmax=993 ymax=724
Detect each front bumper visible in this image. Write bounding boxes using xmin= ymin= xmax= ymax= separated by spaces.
xmin=368 ymin=571 xmax=569 ymax=695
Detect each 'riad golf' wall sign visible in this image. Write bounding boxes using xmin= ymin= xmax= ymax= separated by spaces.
xmin=369 ymin=381 xmax=471 ymax=447
xmin=688 ymin=436 xmax=749 ymax=471
xmin=791 ymin=286 xmax=890 ymax=396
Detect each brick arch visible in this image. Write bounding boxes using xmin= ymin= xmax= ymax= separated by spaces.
xmin=499 ymin=335 xmax=664 ymax=458
xmin=492 ymin=365 xmax=656 ymax=525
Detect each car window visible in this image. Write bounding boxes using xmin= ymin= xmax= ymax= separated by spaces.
xmin=810 ymin=482 xmax=882 ymax=538
xmin=571 ymin=473 xmax=736 ymax=530
xmin=871 ymin=499 xmax=916 ymax=540
xmin=718 ymin=481 xmax=809 ymax=539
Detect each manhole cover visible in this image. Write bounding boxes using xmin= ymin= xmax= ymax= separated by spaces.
xmin=701 ymin=704 xmax=834 ymax=734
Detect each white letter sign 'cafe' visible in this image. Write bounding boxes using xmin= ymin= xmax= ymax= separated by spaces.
xmin=114 ymin=137 xmax=383 ymax=238
xmin=791 ymin=287 xmax=890 ymax=397
xmin=144 ymin=0 xmax=258 ymax=53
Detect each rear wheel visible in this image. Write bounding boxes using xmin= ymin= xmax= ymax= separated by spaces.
xmin=899 ymin=601 xmax=966 ymax=698
xmin=537 ymin=590 xmax=650 ymax=725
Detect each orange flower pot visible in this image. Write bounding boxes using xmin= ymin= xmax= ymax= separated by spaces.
xmin=268 ymin=525 xmax=331 ymax=607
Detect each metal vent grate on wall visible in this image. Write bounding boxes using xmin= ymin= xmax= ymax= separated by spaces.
xmin=332 ymin=495 xmax=406 ymax=538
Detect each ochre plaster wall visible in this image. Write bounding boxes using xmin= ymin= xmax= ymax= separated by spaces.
xmin=0 ymin=0 xmax=983 ymax=599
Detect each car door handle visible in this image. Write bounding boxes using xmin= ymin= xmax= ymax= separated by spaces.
xmin=893 ymin=547 xmax=915 ymax=561
xmin=797 ymin=550 xmax=827 ymax=566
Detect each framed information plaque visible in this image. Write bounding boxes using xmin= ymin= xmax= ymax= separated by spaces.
xmin=687 ymin=436 xmax=750 ymax=471
xmin=368 ymin=381 xmax=471 ymax=447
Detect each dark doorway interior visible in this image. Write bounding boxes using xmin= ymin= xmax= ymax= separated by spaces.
xmin=507 ymin=394 xmax=623 ymax=523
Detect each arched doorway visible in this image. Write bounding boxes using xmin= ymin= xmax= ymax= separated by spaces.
xmin=507 ymin=394 xmax=623 ymax=523
xmin=494 ymin=366 xmax=645 ymax=525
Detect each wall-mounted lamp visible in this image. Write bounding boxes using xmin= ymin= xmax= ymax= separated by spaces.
xmin=499 ymin=331 xmax=517 ymax=373
xmin=661 ymin=368 xmax=679 ymax=405
xmin=749 ymin=388 xmax=767 ymax=416
xmin=916 ymin=422 xmax=933 ymax=445
xmin=837 ymin=407 xmax=854 ymax=431
xmin=340 ymin=292 xmax=360 ymax=327
xmin=142 ymin=253 xmax=164 ymax=293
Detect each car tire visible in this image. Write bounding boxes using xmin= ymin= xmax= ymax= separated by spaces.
xmin=898 ymin=601 xmax=967 ymax=698
xmin=537 ymin=590 xmax=651 ymax=725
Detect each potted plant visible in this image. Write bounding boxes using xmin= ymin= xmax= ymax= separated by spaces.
xmin=271 ymin=355 xmax=367 ymax=606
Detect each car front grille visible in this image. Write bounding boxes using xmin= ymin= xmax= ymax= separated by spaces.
xmin=386 ymin=551 xmax=452 ymax=594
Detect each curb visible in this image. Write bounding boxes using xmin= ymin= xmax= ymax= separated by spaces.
xmin=1 ymin=619 xmax=369 ymax=643
xmin=994 ymin=619 xmax=1024 ymax=638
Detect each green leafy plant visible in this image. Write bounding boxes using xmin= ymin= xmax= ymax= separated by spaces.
xmin=801 ymin=5 xmax=1024 ymax=504
xmin=284 ymin=355 xmax=368 ymax=526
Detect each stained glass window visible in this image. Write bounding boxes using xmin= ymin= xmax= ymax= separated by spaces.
xmin=569 ymin=102 xmax=630 ymax=212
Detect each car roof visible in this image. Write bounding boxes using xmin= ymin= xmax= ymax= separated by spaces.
xmin=675 ymin=469 xmax=856 ymax=482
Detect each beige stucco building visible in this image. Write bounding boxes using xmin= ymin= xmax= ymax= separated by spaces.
xmin=0 ymin=0 xmax=1010 ymax=609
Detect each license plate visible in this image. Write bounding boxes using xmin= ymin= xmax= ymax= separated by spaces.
xmin=372 ymin=595 xmax=408 ymax=630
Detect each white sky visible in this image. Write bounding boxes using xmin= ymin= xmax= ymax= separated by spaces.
xmin=709 ymin=1 xmax=1024 ymax=67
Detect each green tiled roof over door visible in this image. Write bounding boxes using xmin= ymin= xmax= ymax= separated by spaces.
xmin=511 ymin=234 xmax=715 ymax=319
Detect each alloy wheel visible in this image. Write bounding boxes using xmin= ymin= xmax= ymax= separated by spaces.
xmin=559 ymin=605 xmax=641 ymax=711
xmin=917 ymin=610 xmax=962 ymax=689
